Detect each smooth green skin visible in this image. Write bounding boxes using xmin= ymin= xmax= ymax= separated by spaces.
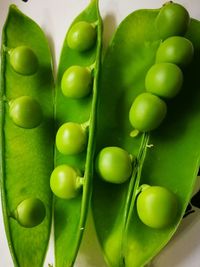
xmin=9 ymin=46 xmax=38 ymax=75
xmin=9 ymin=96 xmax=43 ymax=129
xmin=1 ymin=5 xmax=54 ymax=267
xmin=136 ymin=186 xmax=178 ymax=229
xmin=14 ymin=198 xmax=46 ymax=228
xmin=54 ymin=1 xmax=102 ymax=266
xmin=155 ymin=3 xmax=190 ymax=40
xmin=50 ymin=165 xmax=81 ymax=199
xmin=61 ymin=65 xmax=92 ymax=98
xmin=56 ymin=122 xmax=88 ymax=155
xmin=67 ymin=21 xmax=97 ymax=52
xmin=92 ymin=8 xmax=200 ymax=267
xmin=96 ymin=146 xmax=132 ymax=184
xmin=156 ymin=36 xmax=194 ymax=67
xmin=129 ymin=93 xmax=167 ymax=132
xmin=145 ymin=63 xmax=183 ymax=99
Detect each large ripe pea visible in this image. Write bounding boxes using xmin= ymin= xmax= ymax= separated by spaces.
xmin=136 ymin=186 xmax=178 ymax=229
xmin=156 ymin=36 xmax=194 ymax=67
xmin=9 ymin=96 xmax=43 ymax=129
xmin=12 ymin=198 xmax=46 ymax=228
xmin=9 ymin=46 xmax=38 ymax=75
xmin=155 ymin=2 xmax=190 ymax=40
xmin=50 ymin=165 xmax=83 ymax=199
xmin=56 ymin=122 xmax=88 ymax=155
xmin=145 ymin=63 xmax=183 ymax=99
xmin=67 ymin=21 xmax=97 ymax=52
xmin=61 ymin=65 xmax=92 ymax=98
xmin=129 ymin=93 xmax=167 ymax=132
xmin=95 ymin=146 xmax=133 ymax=184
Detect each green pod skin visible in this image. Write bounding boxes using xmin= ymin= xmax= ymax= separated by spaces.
xmin=54 ymin=0 xmax=102 ymax=266
xmin=0 ymin=5 xmax=54 ymax=267
xmin=92 ymin=7 xmax=200 ymax=267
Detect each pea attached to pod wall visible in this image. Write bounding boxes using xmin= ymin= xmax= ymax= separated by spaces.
xmin=9 ymin=96 xmax=43 ymax=129
xmin=136 ymin=185 xmax=179 ymax=229
xmin=56 ymin=122 xmax=88 ymax=155
xmin=155 ymin=2 xmax=190 ymax=40
xmin=145 ymin=63 xmax=183 ymax=99
xmin=156 ymin=36 xmax=194 ymax=67
xmin=9 ymin=46 xmax=39 ymax=75
xmin=95 ymin=146 xmax=133 ymax=184
xmin=61 ymin=65 xmax=93 ymax=98
xmin=129 ymin=92 xmax=167 ymax=132
xmin=67 ymin=21 xmax=97 ymax=52
xmin=11 ymin=198 xmax=46 ymax=228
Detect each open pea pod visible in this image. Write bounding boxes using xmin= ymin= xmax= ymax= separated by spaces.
xmin=54 ymin=0 xmax=102 ymax=266
xmin=92 ymin=8 xmax=200 ymax=267
xmin=0 ymin=5 xmax=54 ymax=267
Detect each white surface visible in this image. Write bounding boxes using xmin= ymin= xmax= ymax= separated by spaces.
xmin=0 ymin=0 xmax=200 ymax=266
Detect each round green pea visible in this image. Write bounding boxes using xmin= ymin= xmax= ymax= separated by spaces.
xmin=14 ymin=198 xmax=46 ymax=228
xmin=50 ymin=165 xmax=81 ymax=199
xmin=9 ymin=46 xmax=38 ymax=75
xmin=96 ymin=146 xmax=132 ymax=184
xmin=145 ymin=63 xmax=183 ymax=99
xmin=9 ymin=96 xmax=43 ymax=129
xmin=155 ymin=3 xmax=190 ymax=40
xmin=56 ymin=122 xmax=87 ymax=155
xmin=137 ymin=186 xmax=178 ymax=229
xmin=61 ymin=66 xmax=92 ymax=98
xmin=156 ymin=36 xmax=194 ymax=67
xmin=67 ymin=21 xmax=97 ymax=52
xmin=129 ymin=93 xmax=167 ymax=132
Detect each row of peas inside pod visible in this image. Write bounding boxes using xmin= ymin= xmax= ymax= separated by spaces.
xmin=50 ymin=21 xmax=97 ymax=199
xmin=95 ymin=2 xmax=194 ymax=231
xmin=4 ymin=45 xmax=46 ymax=227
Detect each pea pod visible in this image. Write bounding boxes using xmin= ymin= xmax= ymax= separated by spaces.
xmin=53 ymin=0 xmax=102 ymax=266
xmin=0 ymin=5 xmax=54 ymax=267
xmin=92 ymin=7 xmax=200 ymax=267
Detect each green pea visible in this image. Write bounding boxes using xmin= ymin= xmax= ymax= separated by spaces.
xmin=145 ymin=63 xmax=183 ymax=99
xmin=9 ymin=46 xmax=38 ymax=75
xmin=50 ymin=165 xmax=83 ymax=199
xmin=56 ymin=122 xmax=87 ymax=155
xmin=12 ymin=198 xmax=46 ymax=228
xmin=155 ymin=2 xmax=190 ymax=39
xmin=61 ymin=65 xmax=92 ymax=98
xmin=129 ymin=93 xmax=167 ymax=132
xmin=136 ymin=185 xmax=178 ymax=229
xmin=96 ymin=146 xmax=133 ymax=184
xmin=67 ymin=21 xmax=97 ymax=52
xmin=9 ymin=96 xmax=43 ymax=129
xmin=156 ymin=36 xmax=194 ymax=67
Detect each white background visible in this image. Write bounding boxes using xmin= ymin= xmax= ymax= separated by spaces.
xmin=0 ymin=0 xmax=200 ymax=266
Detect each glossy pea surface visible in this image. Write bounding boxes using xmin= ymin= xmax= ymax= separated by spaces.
xmin=156 ymin=36 xmax=194 ymax=67
xmin=137 ymin=186 xmax=178 ymax=229
xmin=129 ymin=93 xmax=167 ymax=132
xmin=61 ymin=65 xmax=92 ymax=98
xmin=145 ymin=63 xmax=183 ymax=99
xmin=96 ymin=146 xmax=132 ymax=184
xmin=9 ymin=96 xmax=43 ymax=129
xmin=67 ymin=21 xmax=97 ymax=52
xmin=50 ymin=165 xmax=80 ymax=199
xmin=155 ymin=2 xmax=190 ymax=39
xmin=9 ymin=45 xmax=38 ymax=75
xmin=14 ymin=198 xmax=46 ymax=228
xmin=56 ymin=122 xmax=87 ymax=155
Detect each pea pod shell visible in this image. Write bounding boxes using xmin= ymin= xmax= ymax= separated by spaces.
xmin=92 ymin=8 xmax=200 ymax=267
xmin=0 ymin=5 xmax=54 ymax=267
